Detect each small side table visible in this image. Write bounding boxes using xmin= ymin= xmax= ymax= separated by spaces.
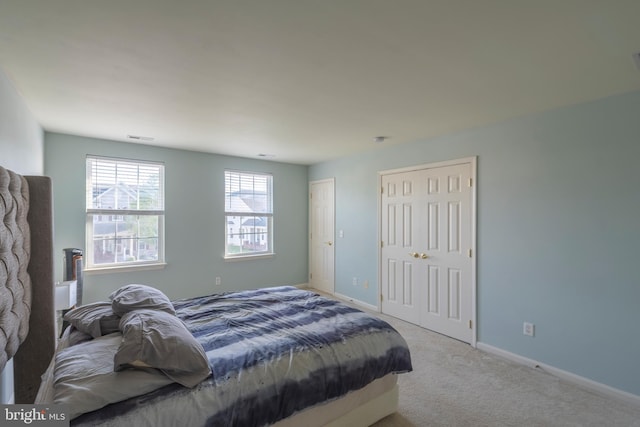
xmin=55 ymin=280 xmax=77 ymax=337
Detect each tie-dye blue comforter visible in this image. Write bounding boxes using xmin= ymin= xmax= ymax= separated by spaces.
xmin=73 ymin=286 xmax=412 ymax=426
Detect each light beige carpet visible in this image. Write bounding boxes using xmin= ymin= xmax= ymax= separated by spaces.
xmin=369 ymin=311 xmax=640 ymax=427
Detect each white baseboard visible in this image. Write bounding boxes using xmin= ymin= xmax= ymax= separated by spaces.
xmin=305 ymin=285 xmax=379 ymax=312
xmin=333 ymin=292 xmax=379 ymax=312
xmin=477 ymin=342 xmax=640 ymax=407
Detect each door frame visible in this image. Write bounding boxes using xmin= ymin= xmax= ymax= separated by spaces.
xmin=309 ymin=178 xmax=335 ymax=294
xmin=377 ymin=156 xmax=477 ymax=347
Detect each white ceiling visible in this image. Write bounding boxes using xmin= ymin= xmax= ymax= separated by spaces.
xmin=1 ymin=1 xmax=640 ymax=165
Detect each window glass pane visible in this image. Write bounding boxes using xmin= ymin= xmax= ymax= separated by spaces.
xmin=224 ymin=171 xmax=272 ymax=214
xmin=87 ymin=157 xmax=164 ymax=210
xmin=225 ymin=215 xmax=270 ymax=255
xmin=90 ymin=214 xmax=160 ymax=265
xmin=224 ymin=170 xmax=273 ymax=257
xmin=86 ymin=156 xmax=165 ymax=268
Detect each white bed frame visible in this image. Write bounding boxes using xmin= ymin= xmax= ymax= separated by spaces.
xmin=274 ymin=375 xmax=398 ymax=427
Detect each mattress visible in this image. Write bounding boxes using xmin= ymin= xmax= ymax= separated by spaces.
xmin=38 ymin=286 xmax=412 ymax=426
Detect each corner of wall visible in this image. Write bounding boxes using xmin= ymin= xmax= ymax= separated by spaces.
xmin=0 ymin=68 xmax=44 ymax=174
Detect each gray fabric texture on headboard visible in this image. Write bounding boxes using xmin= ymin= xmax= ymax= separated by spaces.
xmin=0 ymin=166 xmax=55 ymax=404
xmin=14 ymin=175 xmax=55 ymax=403
xmin=0 ymin=166 xmax=31 ymax=373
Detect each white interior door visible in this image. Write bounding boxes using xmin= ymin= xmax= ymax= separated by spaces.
xmin=381 ymin=160 xmax=475 ymax=344
xmin=309 ymin=179 xmax=335 ymax=294
xmin=380 ymin=170 xmax=422 ymax=325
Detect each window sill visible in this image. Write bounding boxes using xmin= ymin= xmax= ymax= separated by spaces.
xmin=224 ymin=253 xmax=275 ymax=262
xmin=84 ymin=262 xmax=167 ymax=275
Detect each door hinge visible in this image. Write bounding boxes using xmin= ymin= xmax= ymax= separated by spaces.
xmin=310 ymin=192 xmax=313 ymax=199
xmin=380 ymin=293 xmax=383 ymax=302
xmin=468 ymin=178 xmax=473 ymax=187
xmin=468 ymin=249 xmax=472 ymax=258
xmin=381 ymin=240 xmax=384 ymax=248
xmin=381 ymin=186 xmax=384 ymax=194
xmin=310 ymin=273 xmax=313 ymax=280
xmin=469 ymin=320 xmax=473 ymax=329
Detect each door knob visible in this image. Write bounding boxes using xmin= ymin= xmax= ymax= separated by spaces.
xmin=409 ymin=252 xmax=419 ymax=258
xmin=420 ymin=253 xmax=429 ymax=259
xmin=325 ymin=241 xmax=333 ymax=246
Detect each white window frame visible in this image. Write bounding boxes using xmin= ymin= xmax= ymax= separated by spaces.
xmin=85 ymin=155 xmax=165 ymax=271
xmin=224 ymin=170 xmax=274 ymax=260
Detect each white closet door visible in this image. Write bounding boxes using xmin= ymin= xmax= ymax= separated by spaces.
xmin=380 ymin=170 xmax=422 ymax=324
xmin=381 ymin=161 xmax=474 ymax=343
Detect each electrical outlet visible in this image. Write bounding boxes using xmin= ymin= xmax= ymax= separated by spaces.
xmin=523 ymin=322 xmax=535 ymax=337
xmin=363 ymin=280 xmax=369 ymax=289
xmin=215 ymin=276 xmax=221 ymax=286
xmin=352 ymin=277 xmax=358 ymax=286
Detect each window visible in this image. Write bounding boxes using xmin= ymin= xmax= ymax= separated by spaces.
xmin=224 ymin=170 xmax=273 ymax=258
xmin=86 ymin=156 xmax=165 ymax=269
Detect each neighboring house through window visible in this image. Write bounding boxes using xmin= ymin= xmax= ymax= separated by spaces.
xmin=224 ymin=170 xmax=273 ymax=258
xmin=86 ymin=156 xmax=165 ymax=269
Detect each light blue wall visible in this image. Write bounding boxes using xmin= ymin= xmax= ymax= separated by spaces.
xmin=309 ymin=90 xmax=640 ymax=397
xmin=0 ymin=68 xmax=43 ymax=404
xmin=44 ymin=133 xmax=308 ymax=302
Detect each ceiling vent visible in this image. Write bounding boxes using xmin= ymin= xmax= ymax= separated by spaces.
xmin=373 ymin=136 xmax=389 ymax=144
xmin=127 ymin=135 xmax=155 ymax=142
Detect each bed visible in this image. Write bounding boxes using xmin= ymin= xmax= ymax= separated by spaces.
xmin=0 ymin=164 xmax=412 ymax=426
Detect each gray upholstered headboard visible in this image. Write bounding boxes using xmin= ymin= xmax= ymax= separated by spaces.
xmin=0 ymin=165 xmax=55 ymax=403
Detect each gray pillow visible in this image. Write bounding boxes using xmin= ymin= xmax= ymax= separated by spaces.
xmin=67 ymin=328 xmax=94 ymax=347
xmin=63 ymin=302 xmax=121 ymax=338
xmin=54 ymin=332 xmax=174 ymax=420
xmin=109 ymin=284 xmax=175 ymax=316
xmin=114 ymin=309 xmax=211 ymax=388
